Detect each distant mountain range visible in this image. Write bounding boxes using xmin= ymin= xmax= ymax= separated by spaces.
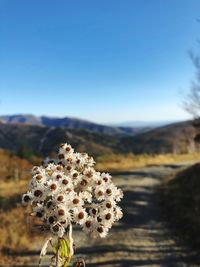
xmin=0 ymin=115 xmax=199 ymax=157
xmin=113 ymin=120 xmax=178 ymax=128
xmin=0 ymin=114 xmax=150 ymax=136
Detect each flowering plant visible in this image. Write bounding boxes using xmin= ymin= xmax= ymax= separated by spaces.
xmin=22 ymin=143 xmax=123 ymax=266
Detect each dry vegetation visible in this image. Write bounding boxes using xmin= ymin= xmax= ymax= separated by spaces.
xmin=161 ymin=163 xmax=200 ymax=249
xmin=0 ymin=149 xmax=45 ymax=264
xmin=96 ymin=152 xmax=200 ymax=172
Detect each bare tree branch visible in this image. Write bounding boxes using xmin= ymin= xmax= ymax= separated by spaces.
xmin=183 ymin=52 xmax=200 ymax=118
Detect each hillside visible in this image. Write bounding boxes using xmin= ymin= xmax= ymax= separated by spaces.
xmin=120 ymin=120 xmax=200 ymax=154
xmin=162 ymin=163 xmax=200 ymax=249
xmin=0 ymin=122 xmax=121 ymax=157
xmin=0 ymin=114 xmax=149 ymax=136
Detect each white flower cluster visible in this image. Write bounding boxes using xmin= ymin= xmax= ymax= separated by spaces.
xmin=22 ymin=143 xmax=123 ymax=238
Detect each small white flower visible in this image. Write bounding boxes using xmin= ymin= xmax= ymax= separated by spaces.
xmin=32 ymin=185 xmax=46 ymax=200
xmin=41 ymin=157 xmax=56 ymax=167
xmin=114 ymin=206 xmax=123 ymax=221
xmin=82 ymin=217 xmax=96 ymax=235
xmin=86 ymin=155 xmax=96 ymax=167
xmin=47 ymin=180 xmax=59 ymax=194
xmin=47 ymin=214 xmax=58 ymax=225
xmin=45 ymin=163 xmax=57 ymax=173
xmin=94 ymin=186 xmax=105 ymax=201
xmin=32 ymin=173 xmax=47 ymax=184
xmin=104 ymin=184 xmax=116 ymax=199
xmin=54 ymin=193 xmax=65 ymax=203
xmin=51 ymin=223 xmax=65 ymax=237
xmin=57 ymin=205 xmax=68 ymax=219
xmin=73 ymin=152 xmax=86 ymax=168
xmin=31 ymin=166 xmax=45 ymax=176
xmin=59 ymin=176 xmax=73 ymax=189
xmin=51 ymin=170 xmax=64 ymax=181
xmin=70 ymin=171 xmax=82 ymax=186
xmin=101 ymin=172 xmax=112 ymax=184
xmin=70 ymin=195 xmax=83 ymax=208
xmin=73 ymin=208 xmax=88 ymax=225
xmin=56 ymin=206 xmax=71 ymax=227
xmin=59 ymin=143 xmax=74 ymax=156
xmin=89 ymin=205 xmax=99 ymax=217
xmin=33 ymin=204 xmax=45 ymax=220
xmin=96 ymin=225 xmax=109 ymax=238
xmin=102 ymin=200 xmax=116 ymax=210
xmin=22 ymin=191 xmax=33 ymax=206
xmin=78 ymin=191 xmax=92 ymax=203
xmin=101 ymin=210 xmax=114 ymax=228
xmin=83 ymin=167 xmax=95 ymax=179
xmin=114 ymin=188 xmax=124 ymax=202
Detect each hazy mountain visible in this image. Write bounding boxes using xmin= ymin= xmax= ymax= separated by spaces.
xmin=0 ymin=122 xmax=121 ymax=157
xmin=120 ymin=120 xmax=200 ymax=154
xmin=0 ymin=114 xmax=43 ymax=125
xmin=113 ymin=120 xmax=178 ymax=128
xmin=0 ymin=114 xmax=148 ymax=136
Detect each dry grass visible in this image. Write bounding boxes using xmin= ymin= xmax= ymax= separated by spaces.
xmin=96 ymin=152 xmax=200 ymax=172
xmin=161 ymin=163 xmax=200 ymax=249
xmin=0 ymin=204 xmax=46 ymax=265
xmin=0 ymin=206 xmax=35 ymax=251
xmin=0 ymin=149 xmax=32 ymax=179
xmin=0 ymin=150 xmax=44 ymax=264
xmin=0 ymin=179 xmax=29 ymax=198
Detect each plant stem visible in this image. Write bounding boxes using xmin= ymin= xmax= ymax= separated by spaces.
xmin=56 ymin=238 xmax=60 ymax=267
xmin=68 ymin=224 xmax=74 ymax=257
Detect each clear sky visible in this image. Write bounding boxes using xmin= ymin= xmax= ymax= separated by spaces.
xmin=0 ymin=0 xmax=200 ymax=123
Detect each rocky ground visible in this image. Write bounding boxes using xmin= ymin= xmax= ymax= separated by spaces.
xmin=9 ymin=164 xmax=200 ymax=267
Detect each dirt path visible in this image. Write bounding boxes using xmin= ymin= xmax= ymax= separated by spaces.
xmin=74 ymin=164 xmax=198 ymax=267
xmin=16 ymin=164 xmax=199 ymax=267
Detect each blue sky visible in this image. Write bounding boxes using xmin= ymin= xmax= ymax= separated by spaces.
xmin=0 ymin=0 xmax=200 ymax=123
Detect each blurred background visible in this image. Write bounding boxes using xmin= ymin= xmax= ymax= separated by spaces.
xmin=1 ymin=0 xmax=200 ymax=266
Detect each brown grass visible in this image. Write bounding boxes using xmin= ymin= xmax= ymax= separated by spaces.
xmin=96 ymin=152 xmax=200 ymax=172
xmin=0 ymin=204 xmax=46 ymax=264
xmin=161 ymin=163 xmax=200 ymax=249
xmin=0 ymin=149 xmax=32 ymax=179
xmin=0 ymin=150 xmax=44 ymax=264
